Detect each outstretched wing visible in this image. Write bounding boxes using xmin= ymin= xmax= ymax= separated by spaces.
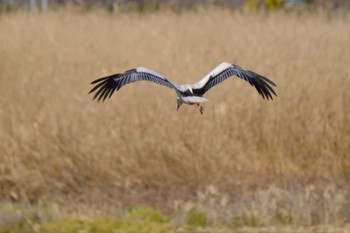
xmin=89 ymin=67 xmax=179 ymax=102
xmin=191 ymin=62 xmax=277 ymax=100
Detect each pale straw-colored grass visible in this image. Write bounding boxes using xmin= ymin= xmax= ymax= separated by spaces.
xmin=0 ymin=9 xmax=349 ymax=225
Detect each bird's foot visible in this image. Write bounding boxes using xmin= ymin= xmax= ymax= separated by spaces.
xmin=195 ymin=104 xmax=204 ymax=115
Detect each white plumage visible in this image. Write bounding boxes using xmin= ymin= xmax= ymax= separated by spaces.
xmin=89 ymin=62 xmax=277 ymax=114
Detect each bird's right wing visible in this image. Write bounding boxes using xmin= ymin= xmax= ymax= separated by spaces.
xmin=89 ymin=67 xmax=179 ymax=102
xmin=192 ymin=62 xmax=277 ymax=100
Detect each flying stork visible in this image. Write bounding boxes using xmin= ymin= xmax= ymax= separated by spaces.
xmin=89 ymin=62 xmax=277 ymax=114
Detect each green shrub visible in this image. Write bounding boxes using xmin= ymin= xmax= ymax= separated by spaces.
xmin=185 ymin=209 xmax=207 ymax=228
xmin=126 ymin=207 xmax=168 ymax=223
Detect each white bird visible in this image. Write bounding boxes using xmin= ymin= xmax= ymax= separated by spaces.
xmin=89 ymin=62 xmax=277 ymax=114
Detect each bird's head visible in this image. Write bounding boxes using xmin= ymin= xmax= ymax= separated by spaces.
xmin=187 ymin=85 xmax=193 ymax=94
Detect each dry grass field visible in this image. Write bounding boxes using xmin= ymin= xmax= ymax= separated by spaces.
xmin=0 ymin=8 xmax=350 ymax=231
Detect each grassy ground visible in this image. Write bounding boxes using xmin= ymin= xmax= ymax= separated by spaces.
xmin=1 ymin=204 xmax=349 ymax=233
xmin=0 ymin=8 xmax=349 ymax=232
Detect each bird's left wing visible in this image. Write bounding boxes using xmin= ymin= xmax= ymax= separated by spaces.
xmin=89 ymin=67 xmax=179 ymax=102
xmin=191 ymin=62 xmax=277 ymax=100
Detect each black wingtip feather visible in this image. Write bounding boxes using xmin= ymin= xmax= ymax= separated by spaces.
xmin=256 ymin=78 xmax=274 ymax=100
xmin=89 ymin=75 xmax=118 ymax=102
xmin=88 ymin=79 xmax=108 ymax=94
xmin=91 ymin=76 xmax=110 ymax=84
xmin=260 ymin=76 xmax=277 ymax=87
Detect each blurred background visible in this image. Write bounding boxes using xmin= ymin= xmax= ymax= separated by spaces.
xmin=0 ymin=0 xmax=349 ymax=232
xmin=1 ymin=0 xmax=350 ymax=12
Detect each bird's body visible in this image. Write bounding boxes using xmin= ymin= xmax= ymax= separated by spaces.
xmin=176 ymin=96 xmax=208 ymax=114
xmin=89 ymin=62 xmax=277 ymax=114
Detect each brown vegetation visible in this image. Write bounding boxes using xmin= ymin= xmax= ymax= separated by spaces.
xmin=0 ymin=9 xmax=349 ymax=225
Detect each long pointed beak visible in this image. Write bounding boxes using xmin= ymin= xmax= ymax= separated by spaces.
xmin=177 ymin=105 xmax=180 ymax=111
